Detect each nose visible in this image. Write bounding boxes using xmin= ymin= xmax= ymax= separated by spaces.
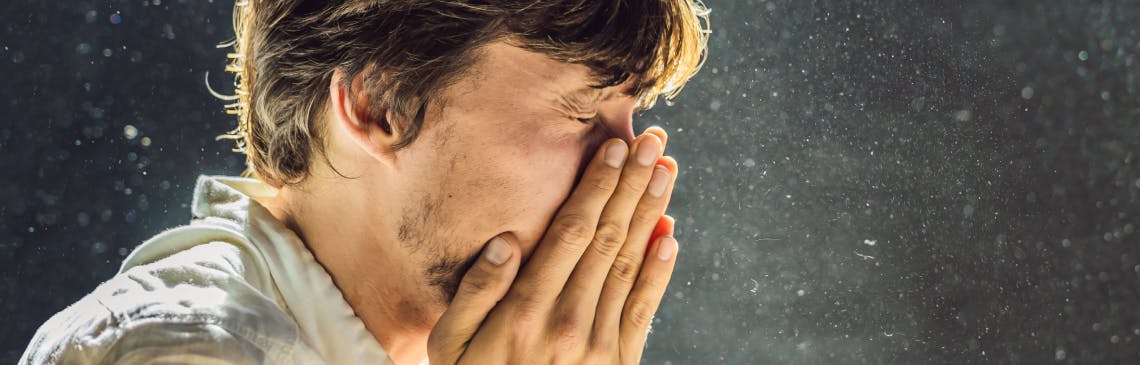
xmin=606 ymin=120 xmax=636 ymax=145
xmin=584 ymin=115 xmax=634 ymax=158
xmin=601 ymin=110 xmax=637 ymax=145
xmin=597 ymin=89 xmax=643 ymax=145
xmin=572 ymin=111 xmax=637 ymax=189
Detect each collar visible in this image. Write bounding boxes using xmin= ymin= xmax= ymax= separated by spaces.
xmin=126 ymin=175 xmax=393 ymax=364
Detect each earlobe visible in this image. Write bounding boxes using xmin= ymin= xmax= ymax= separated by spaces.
xmin=330 ymin=69 xmax=400 ymax=168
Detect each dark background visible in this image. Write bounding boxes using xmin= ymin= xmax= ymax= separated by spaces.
xmin=3 ymin=0 xmax=1138 ymax=364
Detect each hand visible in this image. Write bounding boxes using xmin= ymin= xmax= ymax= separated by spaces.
xmin=428 ymin=128 xmax=680 ymax=364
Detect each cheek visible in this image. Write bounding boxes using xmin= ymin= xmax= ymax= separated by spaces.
xmin=441 ymin=107 xmax=596 ymax=253
xmin=474 ymin=127 xmax=586 ymax=228
xmin=523 ymin=148 xmax=580 ymax=207
xmin=517 ymin=129 xmax=585 ymax=202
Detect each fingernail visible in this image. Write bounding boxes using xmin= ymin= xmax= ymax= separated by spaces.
xmin=636 ymin=136 xmax=660 ymax=166
xmin=485 ymin=236 xmax=510 ymax=265
xmin=648 ymin=165 xmax=670 ymax=197
xmin=604 ymin=141 xmax=627 ymax=168
xmin=656 ymin=236 xmax=676 ymax=260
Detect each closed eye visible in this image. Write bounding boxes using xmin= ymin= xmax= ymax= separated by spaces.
xmin=575 ymin=115 xmax=597 ymax=124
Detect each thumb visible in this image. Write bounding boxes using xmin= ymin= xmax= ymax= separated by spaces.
xmin=428 ymin=233 xmax=520 ymax=364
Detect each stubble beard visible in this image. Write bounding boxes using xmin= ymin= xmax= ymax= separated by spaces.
xmin=426 ymin=249 xmax=482 ymax=305
xmin=399 ymin=188 xmax=481 ymax=306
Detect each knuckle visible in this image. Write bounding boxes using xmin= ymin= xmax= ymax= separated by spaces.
xmin=510 ymin=295 xmax=546 ymax=326
xmin=631 ymin=204 xmax=659 ymax=225
xmin=625 ymin=297 xmax=659 ymax=329
xmin=553 ymin=215 xmax=594 ymax=247
xmin=617 ymin=176 xmax=645 ymax=194
xmin=585 ymin=170 xmax=618 ymax=193
xmin=608 ymin=253 xmax=642 ymax=286
xmin=590 ymin=221 xmax=626 ymax=257
xmin=639 ymin=270 xmax=671 ymax=291
xmin=551 ymin=311 xmax=585 ymax=338
xmin=550 ymin=312 xmax=587 ymax=350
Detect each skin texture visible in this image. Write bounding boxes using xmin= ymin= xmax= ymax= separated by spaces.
xmin=258 ymin=41 xmax=679 ymax=365
xmin=427 ymin=131 xmax=680 ymax=364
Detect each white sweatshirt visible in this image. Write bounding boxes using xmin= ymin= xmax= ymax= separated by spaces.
xmin=19 ymin=175 xmax=394 ymax=364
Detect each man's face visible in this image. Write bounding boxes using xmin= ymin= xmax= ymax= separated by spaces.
xmin=384 ymin=42 xmax=643 ymax=303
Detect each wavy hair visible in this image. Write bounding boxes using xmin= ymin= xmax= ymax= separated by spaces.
xmin=218 ymin=0 xmax=710 ymax=187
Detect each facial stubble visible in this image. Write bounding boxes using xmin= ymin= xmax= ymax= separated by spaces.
xmin=399 ymin=187 xmax=482 ymax=306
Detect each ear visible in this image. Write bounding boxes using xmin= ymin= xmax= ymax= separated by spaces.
xmin=329 ymin=69 xmax=400 ymax=170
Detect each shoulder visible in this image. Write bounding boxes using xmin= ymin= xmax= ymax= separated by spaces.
xmin=20 ymin=242 xmax=303 ymax=365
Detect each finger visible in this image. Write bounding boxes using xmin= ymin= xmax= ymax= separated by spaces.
xmin=645 ymin=215 xmax=675 ymax=258
xmin=507 ymin=138 xmax=627 ymax=305
xmin=428 ymin=234 xmax=521 ymax=364
xmin=594 ymin=157 xmax=678 ymax=335
xmin=643 ymin=126 xmax=669 ymax=152
xmin=647 ymin=158 xmax=679 ymax=258
xmin=557 ymin=134 xmax=663 ymax=318
xmin=654 ymin=156 xmax=679 ymax=213
xmin=619 ymin=234 xmax=678 ymax=364
xmin=643 ymin=157 xmax=678 ymax=257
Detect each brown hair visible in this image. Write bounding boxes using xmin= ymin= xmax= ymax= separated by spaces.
xmin=217 ymin=0 xmax=710 ymax=187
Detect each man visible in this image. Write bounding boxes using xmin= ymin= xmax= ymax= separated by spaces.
xmin=21 ymin=0 xmax=708 ymax=363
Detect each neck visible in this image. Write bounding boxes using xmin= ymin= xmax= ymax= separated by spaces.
xmin=260 ymin=179 xmax=442 ymax=365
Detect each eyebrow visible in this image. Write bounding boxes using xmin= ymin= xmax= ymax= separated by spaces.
xmin=565 ymin=85 xmax=646 ymax=113
xmin=567 ymin=86 xmax=606 ymax=103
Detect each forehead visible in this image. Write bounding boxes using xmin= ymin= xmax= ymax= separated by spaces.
xmin=471 ymin=42 xmax=588 ymax=91
xmin=464 ymin=41 xmax=627 ymax=100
